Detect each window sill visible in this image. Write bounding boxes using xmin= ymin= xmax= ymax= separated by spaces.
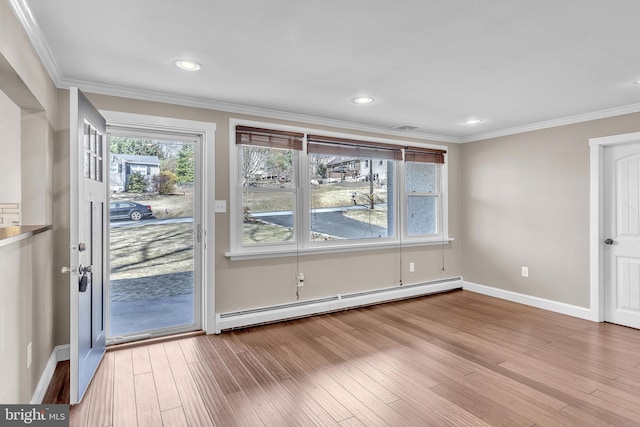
xmin=225 ymin=238 xmax=454 ymax=261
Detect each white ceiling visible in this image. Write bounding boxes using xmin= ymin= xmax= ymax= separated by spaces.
xmin=14 ymin=0 xmax=640 ymax=142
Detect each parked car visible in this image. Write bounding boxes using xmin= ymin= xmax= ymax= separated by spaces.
xmin=109 ymin=201 xmax=153 ymax=221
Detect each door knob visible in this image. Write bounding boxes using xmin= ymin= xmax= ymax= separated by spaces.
xmin=79 ymin=264 xmax=93 ymax=274
xmin=604 ymin=238 xmax=614 ymax=245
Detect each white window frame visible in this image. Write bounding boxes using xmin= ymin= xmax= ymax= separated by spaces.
xmin=401 ymin=160 xmax=448 ymax=242
xmin=227 ymin=118 xmax=452 ymax=260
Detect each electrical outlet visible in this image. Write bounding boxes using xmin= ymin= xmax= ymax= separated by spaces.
xmin=27 ymin=342 xmax=32 ymax=369
xmin=297 ymin=272 xmax=305 ymax=287
xmin=409 ymin=262 xmax=415 ymax=273
xmin=522 ymin=266 xmax=529 ymax=278
xmin=214 ymin=200 xmax=227 ymax=213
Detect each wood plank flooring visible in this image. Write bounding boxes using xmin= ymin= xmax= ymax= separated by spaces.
xmin=43 ymin=360 xmax=70 ymax=405
xmin=67 ymin=290 xmax=640 ymax=426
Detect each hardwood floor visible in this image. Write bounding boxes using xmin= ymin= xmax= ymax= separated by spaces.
xmin=67 ymin=290 xmax=640 ymax=426
xmin=43 ymin=360 xmax=70 ymax=405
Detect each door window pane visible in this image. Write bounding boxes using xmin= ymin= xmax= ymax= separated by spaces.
xmin=84 ymin=152 xmax=91 ymax=178
xmin=109 ymin=136 xmax=198 ymax=340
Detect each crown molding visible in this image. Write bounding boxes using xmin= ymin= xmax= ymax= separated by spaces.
xmin=460 ymin=102 xmax=640 ymax=143
xmin=7 ymin=0 xmax=63 ymax=85
xmin=56 ymin=76 xmax=461 ymax=144
xmin=54 ymin=76 xmax=640 ymax=146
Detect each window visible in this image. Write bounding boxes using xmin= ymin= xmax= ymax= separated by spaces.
xmin=236 ymin=126 xmax=303 ymax=247
xmin=229 ymin=121 xmax=448 ymax=258
xmin=404 ymin=147 xmax=446 ymax=238
xmin=307 ymin=134 xmax=401 ymax=242
xmin=110 ymin=160 xmax=119 ymax=174
xmin=406 ymin=162 xmax=438 ymax=235
xmin=130 ymin=164 xmax=147 ymax=175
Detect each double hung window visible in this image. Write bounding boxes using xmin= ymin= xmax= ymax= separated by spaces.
xmin=230 ymin=121 xmax=448 ymax=258
xmin=404 ymin=148 xmax=445 ymax=238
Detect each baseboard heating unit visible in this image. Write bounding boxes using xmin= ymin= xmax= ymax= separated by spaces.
xmin=215 ymin=276 xmax=462 ymax=333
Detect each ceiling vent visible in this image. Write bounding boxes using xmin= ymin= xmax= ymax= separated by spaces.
xmin=392 ymin=125 xmax=419 ymax=131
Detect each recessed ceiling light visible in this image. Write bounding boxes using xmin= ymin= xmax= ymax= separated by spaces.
xmin=463 ymin=118 xmax=483 ymax=125
xmin=174 ymin=60 xmax=202 ymax=71
xmin=353 ymin=96 xmax=375 ymax=104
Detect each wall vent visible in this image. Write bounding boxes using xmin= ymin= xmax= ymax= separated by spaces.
xmin=392 ymin=125 xmax=420 ymax=131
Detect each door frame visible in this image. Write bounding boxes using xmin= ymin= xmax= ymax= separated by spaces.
xmin=101 ymin=110 xmax=217 ymax=334
xmin=589 ymin=131 xmax=640 ymax=322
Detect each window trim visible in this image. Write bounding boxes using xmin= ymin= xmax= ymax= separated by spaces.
xmin=229 ymin=121 xmax=305 ymax=254
xmin=228 ymin=118 xmax=451 ymax=259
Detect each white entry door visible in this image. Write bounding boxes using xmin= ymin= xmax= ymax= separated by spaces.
xmin=604 ymin=141 xmax=640 ymax=328
xmin=69 ymin=88 xmax=107 ymax=404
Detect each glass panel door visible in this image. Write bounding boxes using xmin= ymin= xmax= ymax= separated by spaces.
xmin=107 ymin=134 xmax=200 ymax=342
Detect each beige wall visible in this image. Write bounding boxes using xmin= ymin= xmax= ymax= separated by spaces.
xmin=0 ymin=1 xmax=58 ymax=403
xmin=52 ymin=127 xmax=70 ymax=347
xmin=0 ymin=89 xmax=21 ymax=203
xmin=0 ymin=239 xmax=32 ymax=403
xmin=461 ymin=113 xmax=640 ymax=307
xmin=22 ymin=110 xmax=54 ymax=225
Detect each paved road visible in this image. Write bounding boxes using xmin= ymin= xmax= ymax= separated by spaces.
xmin=110 ymin=209 xmax=388 ymax=240
xmin=109 ymin=271 xmax=194 ymax=336
xmin=258 ymin=209 xmax=388 ymax=239
xmin=110 ymin=216 xmax=193 ymax=228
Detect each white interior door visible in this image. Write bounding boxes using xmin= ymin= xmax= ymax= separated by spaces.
xmin=69 ymin=88 xmax=107 ymax=404
xmin=604 ymin=141 xmax=640 ymax=328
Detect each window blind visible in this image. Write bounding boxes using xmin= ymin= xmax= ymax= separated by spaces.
xmin=404 ymin=147 xmax=446 ymax=164
xmin=307 ymin=134 xmax=403 ymax=160
xmin=236 ymin=125 xmax=304 ymax=150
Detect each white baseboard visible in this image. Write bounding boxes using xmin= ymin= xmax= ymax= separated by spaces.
xmin=463 ymin=281 xmax=593 ymax=321
xmin=216 ymin=277 xmax=463 ymax=333
xmin=30 ymin=344 xmax=70 ymax=404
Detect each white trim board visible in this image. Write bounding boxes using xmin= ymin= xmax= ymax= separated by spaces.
xmin=31 ymin=345 xmax=70 ymax=404
xmin=463 ymin=281 xmax=593 ymax=321
xmin=101 ymin=111 xmax=217 ymax=335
